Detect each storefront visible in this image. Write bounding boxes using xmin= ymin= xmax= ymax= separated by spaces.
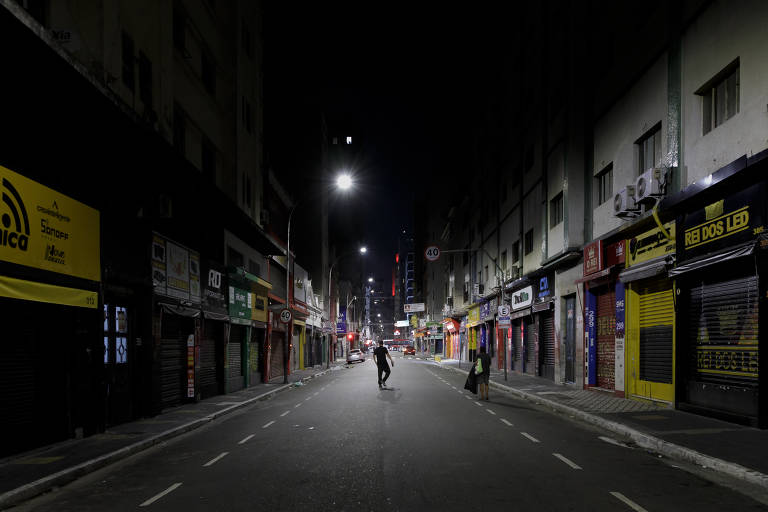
xmin=580 ymin=240 xmax=625 ymax=394
xmin=670 ymin=182 xmax=767 ymax=426
xmin=228 ymin=267 xmax=271 ymax=389
xmin=200 ymin=261 xmax=228 ymax=399
xmin=467 ymin=304 xmax=481 ymax=361
xmin=0 ymin=165 xmax=101 ymax=456
xmin=152 ymin=233 xmax=202 ymax=410
xmin=480 ymin=299 xmax=496 ymax=361
xmin=533 ymin=273 xmax=555 ymax=380
xmin=620 ymin=223 xmax=675 ymax=405
xmin=509 ymin=284 xmax=533 ymax=374
xmin=441 ymin=318 xmax=459 ymax=359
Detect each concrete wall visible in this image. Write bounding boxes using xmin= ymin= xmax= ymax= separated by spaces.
xmin=682 ymin=0 xmax=768 ymax=182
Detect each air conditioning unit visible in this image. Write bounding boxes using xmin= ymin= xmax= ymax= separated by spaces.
xmin=635 ymin=167 xmax=666 ymax=205
xmin=613 ymin=185 xmax=640 ymax=219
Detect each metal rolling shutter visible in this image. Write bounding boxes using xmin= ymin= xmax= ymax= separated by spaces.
xmin=512 ymin=320 xmax=521 ymax=361
xmin=541 ymin=312 xmax=555 ymax=367
xmin=526 ymin=319 xmax=536 ymax=364
xmin=270 ymin=332 xmax=285 ymax=379
xmin=0 ymin=315 xmax=35 ymax=456
xmin=160 ymin=314 xmax=187 ymax=409
xmin=596 ymin=289 xmax=616 ymax=390
xmin=200 ymin=321 xmax=222 ymax=399
xmin=639 ymin=280 xmax=673 ymax=383
xmin=688 ymin=274 xmax=759 ymax=387
xmin=228 ymin=325 xmax=245 ymax=381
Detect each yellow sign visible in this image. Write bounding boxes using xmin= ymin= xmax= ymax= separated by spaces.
xmin=0 ymin=274 xmax=97 ymax=308
xmin=0 ymin=165 xmax=100 ymax=281
xmin=696 ymin=345 xmax=758 ymax=379
xmin=684 ymin=205 xmax=750 ymax=250
xmin=626 ymin=222 xmax=675 ymax=266
xmin=467 ymin=305 xmax=481 ymax=327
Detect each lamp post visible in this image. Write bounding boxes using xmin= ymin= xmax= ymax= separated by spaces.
xmin=284 ymin=173 xmax=355 ymax=381
xmin=328 ymin=246 xmax=367 ymax=367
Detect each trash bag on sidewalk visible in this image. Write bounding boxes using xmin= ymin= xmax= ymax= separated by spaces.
xmin=464 ymin=366 xmax=478 ymax=394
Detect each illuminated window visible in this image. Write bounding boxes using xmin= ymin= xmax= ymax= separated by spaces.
xmin=346 ymin=136 xmax=352 ymax=144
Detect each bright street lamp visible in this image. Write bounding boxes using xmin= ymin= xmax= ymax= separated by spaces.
xmin=336 ymin=173 xmax=353 ymax=190
xmin=368 ymin=277 xmax=374 ymax=283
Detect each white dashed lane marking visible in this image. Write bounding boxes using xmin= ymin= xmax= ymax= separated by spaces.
xmin=294 ymin=403 xmax=302 ymax=408
xmin=500 ymin=419 xmax=513 ymax=427
xmin=521 ymin=432 xmax=540 ymax=443
xmin=140 ymin=483 xmax=182 ymax=507
xmin=485 ymin=409 xmax=496 ymax=416
xmin=553 ymin=453 xmax=582 ymax=470
xmin=465 ymin=396 xmax=472 ymax=400
xmin=238 ymin=434 xmax=255 ymax=445
xmin=203 ymin=452 xmax=229 ymax=467
xmin=262 ymin=421 xmax=275 ymax=429
xmin=474 ymin=402 xmax=483 ymax=407
xmin=280 ymin=411 xmax=291 ymax=417
xmin=610 ymin=492 xmax=649 ymax=512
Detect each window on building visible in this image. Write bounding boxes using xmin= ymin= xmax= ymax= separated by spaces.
xmin=227 ymin=246 xmax=244 ymax=268
xmin=637 ymin=123 xmax=662 ymax=174
xmin=202 ymin=51 xmax=216 ymax=96
xmin=173 ymin=103 xmax=185 ymax=153
xmin=201 ymin=136 xmax=215 ymax=179
xmin=550 ymin=192 xmax=564 ymax=228
xmin=242 ymin=96 xmax=252 ymax=133
xmin=484 ymin=265 xmax=489 ymax=284
xmin=524 ymin=229 xmax=534 ymax=255
xmin=699 ymin=60 xmax=740 ymax=135
xmin=501 ymin=250 xmax=507 ymax=272
xmin=512 ymin=240 xmax=520 ymax=263
xmin=463 ymin=248 xmax=469 ymax=266
xmin=138 ymin=51 xmax=152 ymax=109
xmin=346 ymin=136 xmax=352 ymax=144
xmin=595 ymin=163 xmax=613 ymax=205
xmin=248 ymin=260 xmax=260 ymax=276
xmin=121 ymin=32 xmax=135 ymax=92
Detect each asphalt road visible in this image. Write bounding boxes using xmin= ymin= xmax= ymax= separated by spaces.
xmin=14 ymin=353 xmax=768 ymax=511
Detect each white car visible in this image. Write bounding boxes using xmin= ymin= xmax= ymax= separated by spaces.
xmin=346 ymin=349 xmax=365 ymax=364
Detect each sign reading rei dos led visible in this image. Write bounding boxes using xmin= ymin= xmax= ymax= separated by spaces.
xmin=0 ymin=165 xmax=100 ymax=281
xmin=681 ymin=182 xmax=765 ymax=261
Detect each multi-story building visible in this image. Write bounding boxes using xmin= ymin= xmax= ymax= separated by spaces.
xmin=418 ymin=0 xmax=768 ymax=427
xmin=0 ymin=0 xmax=332 ymax=457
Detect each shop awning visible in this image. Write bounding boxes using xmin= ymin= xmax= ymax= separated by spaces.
xmin=202 ymin=310 xmax=230 ymax=322
xmin=160 ymin=302 xmax=201 ymax=318
xmin=510 ymin=307 xmax=531 ymax=320
xmin=619 ymin=255 xmax=673 ymax=283
xmin=0 ymin=275 xmax=98 ymax=309
xmin=532 ymin=301 xmax=553 ymax=313
xmin=668 ymin=241 xmax=755 ymax=278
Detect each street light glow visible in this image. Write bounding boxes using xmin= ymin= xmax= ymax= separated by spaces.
xmin=337 ymin=173 xmax=353 ymax=190
xmin=368 ymin=277 xmax=374 ymax=282
xmin=360 ymin=246 xmax=367 ymax=254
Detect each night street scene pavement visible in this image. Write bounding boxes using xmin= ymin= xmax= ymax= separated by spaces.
xmin=4 ymin=0 xmax=768 ymax=511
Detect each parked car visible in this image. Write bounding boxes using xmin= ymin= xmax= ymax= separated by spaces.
xmin=403 ymin=345 xmax=416 ymax=356
xmin=347 ymin=349 xmax=365 ymax=364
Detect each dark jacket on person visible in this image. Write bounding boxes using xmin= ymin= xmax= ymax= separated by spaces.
xmin=464 ymin=366 xmax=478 ymax=394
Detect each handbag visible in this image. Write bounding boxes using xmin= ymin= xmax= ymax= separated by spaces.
xmin=476 ymin=357 xmax=483 ymax=375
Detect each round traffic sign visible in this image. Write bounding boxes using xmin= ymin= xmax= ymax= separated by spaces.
xmin=279 ymin=308 xmax=292 ymax=324
xmin=425 ymin=245 xmax=440 ymax=262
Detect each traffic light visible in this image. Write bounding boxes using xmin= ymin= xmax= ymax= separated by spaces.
xmin=347 ymin=333 xmax=354 ymax=341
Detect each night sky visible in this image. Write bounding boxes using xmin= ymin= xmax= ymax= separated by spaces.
xmin=263 ymin=2 xmax=501 ymax=280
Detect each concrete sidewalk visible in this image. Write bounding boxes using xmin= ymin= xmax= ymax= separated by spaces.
xmin=0 ymin=361 xmax=347 ymax=510
xmin=429 ymin=355 xmax=768 ymax=492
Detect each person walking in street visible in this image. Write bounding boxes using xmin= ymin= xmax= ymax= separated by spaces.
xmin=373 ymin=339 xmax=394 ymax=388
xmin=476 ymin=345 xmax=492 ymax=400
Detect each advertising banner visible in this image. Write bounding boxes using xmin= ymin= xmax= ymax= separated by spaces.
xmin=0 ymin=164 xmax=100 ymax=281
xmin=583 ymin=240 xmax=603 ymax=276
xmin=152 ymin=233 xmax=201 ymax=303
xmin=336 ymin=306 xmax=347 ymax=334
xmin=627 ymin=222 xmax=675 ymax=266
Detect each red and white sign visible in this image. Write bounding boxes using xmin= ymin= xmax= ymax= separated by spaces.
xmin=394 ymin=330 xmax=401 ymax=336
xmin=424 ymin=245 xmax=440 ymax=262
xmin=583 ymin=240 xmax=603 ymax=276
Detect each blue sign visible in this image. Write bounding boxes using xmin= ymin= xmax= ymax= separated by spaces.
xmin=615 ymin=283 xmax=625 ymax=338
xmin=336 ymin=306 xmax=347 ymax=334
xmin=536 ymin=274 xmax=553 ymax=300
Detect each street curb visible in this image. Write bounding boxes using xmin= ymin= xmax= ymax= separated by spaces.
xmin=0 ymin=367 xmax=337 ymax=510
xmin=439 ymin=363 xmax=768 ymax=491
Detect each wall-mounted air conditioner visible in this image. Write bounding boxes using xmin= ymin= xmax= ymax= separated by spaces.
xmin=613 ymin=185 xmax=640 ymax=218
xmin=635 ymin=167 xmax=666 ymax=205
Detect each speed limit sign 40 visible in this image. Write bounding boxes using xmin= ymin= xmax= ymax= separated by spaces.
xmin=425 ymin=245 xmax=440 ymax=262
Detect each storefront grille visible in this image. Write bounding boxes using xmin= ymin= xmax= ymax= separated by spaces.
xmin=639 ymin=281 xmax=673 ymax=384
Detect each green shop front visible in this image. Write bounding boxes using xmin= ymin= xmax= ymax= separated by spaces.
xmin=228 ymin=268 xmax=271 ymax=391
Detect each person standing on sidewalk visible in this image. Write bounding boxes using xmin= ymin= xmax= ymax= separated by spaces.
xmin=476 ymin=345 xmax=491 ymax=400
xmin=373 ymin=339 xmax=394 ymax=388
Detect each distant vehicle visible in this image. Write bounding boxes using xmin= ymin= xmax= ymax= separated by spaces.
xmin=390 ymin=345 xmax=399 ymax=351
xmin=403 ymin=345 xmax=416 ymax=356
xmin=347 ymin=349 xmax=365 ymax=364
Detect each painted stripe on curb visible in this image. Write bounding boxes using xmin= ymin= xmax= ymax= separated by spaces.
xmin=140 ymin=483 xmax=182 ymax=507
